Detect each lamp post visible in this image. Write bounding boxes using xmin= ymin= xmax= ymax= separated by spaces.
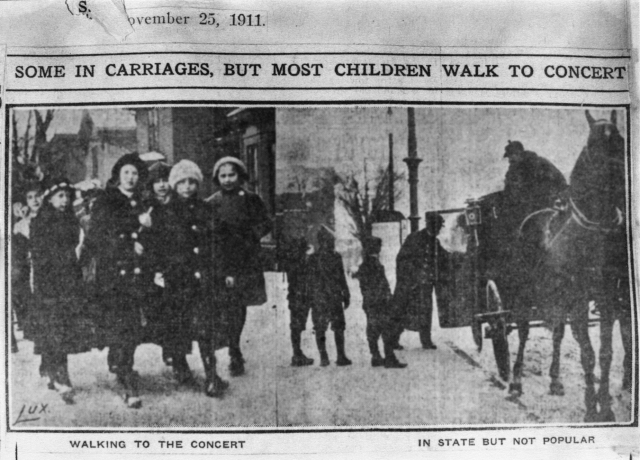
xmin=388 ymin=108 xmax=395 ymax=212
xmin=403 ymin=107 xmax=422 ymax=233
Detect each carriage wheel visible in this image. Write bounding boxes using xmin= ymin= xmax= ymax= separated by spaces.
xmin=486 ymin=280 xmax=511 ymax=381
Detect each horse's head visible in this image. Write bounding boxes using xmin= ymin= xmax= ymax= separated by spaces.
xmin=585 ymin=110 xmax=625 ymax=158
xmin=570 ymin=110 xmax=626 ymax=227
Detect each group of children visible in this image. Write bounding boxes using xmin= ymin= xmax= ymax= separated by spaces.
xmin=12 ymin=151 xmax=412 ymax=411
xmin=12 ymin=153 xmax=270 ymax=408
xmin=283 ymin=228 xmax=407 ymax=370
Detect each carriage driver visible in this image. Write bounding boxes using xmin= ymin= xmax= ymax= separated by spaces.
xmin=503 ymin=140 xmax=568 ymax=219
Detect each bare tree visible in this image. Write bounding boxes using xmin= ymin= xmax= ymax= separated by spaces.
xmin=336 ymin=165 xmax=405 ymax=244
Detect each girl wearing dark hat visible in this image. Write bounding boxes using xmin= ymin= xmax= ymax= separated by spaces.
xmin=30 ymin=178 xmax=92 ymax=404
xmin=158 ymin=159 xmax=227 ymax=396
xmin=208 ymin=156 xmax=272 ymax=377
xmin=85 ymin=152 xmax=150 ymax=408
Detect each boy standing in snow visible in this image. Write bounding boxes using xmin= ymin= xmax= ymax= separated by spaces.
xmin=354 ymin=236 xmax=407 ymax=368
xmin=306 ymin=226 xmax=351 ymax=367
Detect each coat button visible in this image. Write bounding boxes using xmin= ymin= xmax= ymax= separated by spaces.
xmin=193 ymin=247 xmax=200 ymax=254
xmin=119 ymin=233 xmax=126 ymax=239
xmin=134 ymin=267 xmax=141 ymax=275
xmin=120 ymin=269 xmax=126 ymax=276
xmin=194 ymin=271 xmax=201 ymax=279
xmin=130 ymin=200 xmax=137 ymax=207
xmin=131 ymin=232 xmax=138 ymax=239
xmin=191 ymin=225 xmax=197 ymax=231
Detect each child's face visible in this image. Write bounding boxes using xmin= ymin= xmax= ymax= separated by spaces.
xmin=153 ymin=178 xmax=170 ymax=198
xmin=119 ymin=164 xmax=139 ymax=192
xmin=176 ymin=178 xmax=198 ymax=199
xmin=49 ymin=190 xmax=71 ymax=212
xmin=25 ymin=190 xmax=42 ymax=214
xmin=218 ymin=164 xmax=240 ymax=191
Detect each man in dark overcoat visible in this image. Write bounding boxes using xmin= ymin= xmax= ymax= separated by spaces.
xmin=393 ymin=213 xmax=448 ymax=350
xmin=503 ymin=140 xmax=567 ymax=222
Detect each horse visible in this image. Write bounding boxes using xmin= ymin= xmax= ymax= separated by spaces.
xmin=511 ymin=110 xmax=630 ymax=421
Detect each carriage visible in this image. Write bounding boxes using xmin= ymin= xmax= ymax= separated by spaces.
xmin=435 ymin=194 xmax=555 ymax=382
xmin=432 ymin=110 xmax=631 ymax=421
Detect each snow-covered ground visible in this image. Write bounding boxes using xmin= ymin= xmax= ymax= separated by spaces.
xmin=9 ymin=274 xmax=632 ymax=428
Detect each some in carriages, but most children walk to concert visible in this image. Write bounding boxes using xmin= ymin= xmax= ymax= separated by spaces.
xmin=306 ymin=226 xmax=352 ymax=367
xmin=208 ymin=156 xmax=272 ymax=378
xmin=29 ymin=178 xmax=93 ymax=404
xmin=160 ymin=159 xmax=228 ymax=397
xmin=354 ymin=236 xmax=407 ymax=369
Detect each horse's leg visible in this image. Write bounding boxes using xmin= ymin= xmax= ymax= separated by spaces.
xmin=620 ymin=313 xmax=633 ymax=392
xmin=509 ymin=321 xmax=529 ymax=397
xmin=570 ymin=317 xmax=598 ymax=422
xmin=597 ymin=308 xmax=615 ymax=421
xmin=549 ymin=322 xmax=566 ymax=395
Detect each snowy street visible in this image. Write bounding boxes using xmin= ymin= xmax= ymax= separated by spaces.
xmin=9 ymin=274 xmax=632 ymax=428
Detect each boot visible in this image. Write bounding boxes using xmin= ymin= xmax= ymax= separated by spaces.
xmin=205 ymin=374 xmax=229 ymax=398
xmin=118 ymin=371 xmax=142 ymax=409
xmin=229 ymin=342 xmax=245 ymax=376
xmin=291 ymin=330 xmax=314 ymax=366
xmin=172 ymin=354 xmax=196 ymax=386
xmin=383 ymin=342 xmax=407 ymax=369
xmin=11 ymin=329 xmax=18 ymax=353
xmin=315 ymin=332 xmax=330 ymax=367
xmin=201 ymin=344 xmax=228 ymax=398
xmin=229 ymin=356 xmax=245 ymax=377
xmin=53 ymin=363 xmax=75 ymax=404
xmin=335 ymin=330 xmax=352 ymax=366
xmin=369 ymin=339 xmax=384 ymax=367
xmin=420 ymin=330 xmax=437 ymax=349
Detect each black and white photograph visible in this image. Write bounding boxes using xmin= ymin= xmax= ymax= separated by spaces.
xmin=7 ymin=104 xmax=634 ymax=428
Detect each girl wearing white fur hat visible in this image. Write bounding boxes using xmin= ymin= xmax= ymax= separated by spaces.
xmin=208 ymin=156 xmax=272 ymax=377
xmin=159 ymin=159 xmax=227 ymax=397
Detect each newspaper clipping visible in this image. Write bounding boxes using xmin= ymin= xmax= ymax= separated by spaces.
xmin=0 ymin=1 xmax=638 ymax=459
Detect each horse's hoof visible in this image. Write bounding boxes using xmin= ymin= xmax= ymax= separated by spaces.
xmin=508 ymin=383 xmax=523 ymax=397
xmin=597 ymin=409 xmax=616 ymax=422
xmin=549 ymin=381 xmax=565 ymax=396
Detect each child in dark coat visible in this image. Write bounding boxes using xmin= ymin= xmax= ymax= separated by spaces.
xmin=282 ymin=237 xmax=314 ymax=366
xmin=140 ymin=162 xmax=174 ymax=364
xmin=354 ymin=237 xmax=407 ymax=368
xmin=87 ymin=153 xmax=150 ymax=409
xmin=163 ymin=160 xmax=227 ymax=397
xmin=208 ymin=156 xmax=272 ymax=377
xmin=11 ymin=181 xmax=43 ymax=351
xmin=30 ymin=178 xmax=92 ymax=404
xmin=306 ymin=226 xmax=351 ymax=367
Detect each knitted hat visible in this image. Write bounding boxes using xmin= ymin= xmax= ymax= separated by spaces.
xmin=504 ymin=140 xmax=525 ymax=158
xmin=41 ymin=176 xmax=74 ymax=202
xmin=212 ymin=156 xmax=249 ymax=186
xmin=169 ymin=159 xmax=203 ymax=189
xmin=146 ymin=161 xmax=172 ymax=189
xmin=111 ymin=152 xmax=148 ymax=186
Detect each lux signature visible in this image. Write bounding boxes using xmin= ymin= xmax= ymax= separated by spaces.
xmin=14 ymin=403 xmax=49 ymax=424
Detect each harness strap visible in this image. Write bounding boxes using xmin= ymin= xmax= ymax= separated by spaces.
xmin=569 ymin=197 xmax=621 ymax=234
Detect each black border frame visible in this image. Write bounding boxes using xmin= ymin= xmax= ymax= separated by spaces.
xmin=4 ymin=100 xmax=638 ymax=434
